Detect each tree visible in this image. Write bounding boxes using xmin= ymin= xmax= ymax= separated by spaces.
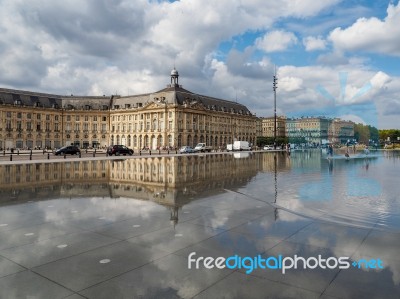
xmin=354 ymin=123 xmax=379 ymax=144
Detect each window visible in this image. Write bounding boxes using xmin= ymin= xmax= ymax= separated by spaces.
xmin=67 ymin=116 xmax=71 ymax=121
xmin=37 ymin=114 xmax=41 ymax=120
xmin=102 ymin=116 xmax=107 ymax=121
xmin=94 ymin=116 xmax=97 ymax=121
xmin=55 ymin=115 xmax=59 ymax=121
xmin=84 ymin=116 xmax=89 ymax=121
xmin=76 ymin=116 xmax=79 ymax=121
xmin=27 ymin=113 xmax=31 ymax=119
xmin=46 ymin=115 xmax=50 ymax=121
xmin=17 ymin=112 xmax=22 ymax=118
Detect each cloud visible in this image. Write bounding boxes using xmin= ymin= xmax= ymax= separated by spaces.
xmin=279 ymin=76 xmax=304 ymax=92
xmin=303 ymin=36 xmax=327 ymax=51
xmin=328 ymin=2 xmax=400 ymax=56
xmin=317 ymin=51 xmax=349 ymax=65
xmin=255 ymin=30 xmax=298 ymax=52
xmin=0 ymin=0 xmax=399 ymax=129
xmin=383 ymin=100 xmax=400 ymax=116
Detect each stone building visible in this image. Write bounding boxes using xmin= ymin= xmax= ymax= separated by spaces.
xmin=0 ymin=89 xmax=110 ymax=149
xmin=286 ymin=117 xmax=331 ymax=145
xmin=328 ymin=118 xmax=355 ymax=144
xmin=260 ymin=116 xmax=286 ymax=138
xmin=0 ymin=69 xmax=257 ymax=150
xmin=109 ymin=68 xmax=257 ymax=150
xmin=285 ymin=116 xmax=354 ymax=145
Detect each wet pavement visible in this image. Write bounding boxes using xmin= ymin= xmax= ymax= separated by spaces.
xmin=0 ymin=150 xmax=399 ymax=298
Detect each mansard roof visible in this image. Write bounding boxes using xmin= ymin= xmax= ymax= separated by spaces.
xmin=0 ymin=88 xmax=111 ymax=110
xmin=112 ymin=85 xmax=253 ymax=116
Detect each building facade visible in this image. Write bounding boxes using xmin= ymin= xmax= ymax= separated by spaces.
xmin=0 ymin=69 xmax=257 ymax=150
xmin=260 ymin=116 xmax=286 ymax=138
xmin=286 ymin=116 xmax=354 ymax=145
xmin=328 ymin=118 xmax=355 ymax=144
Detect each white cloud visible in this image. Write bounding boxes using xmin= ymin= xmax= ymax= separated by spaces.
xmin=0 ymin=0 xmax=399 ymax=128
xmin=329 ymin=2 xmax=400 ymax=56
xmin=303 ymin=36 xmax=327 ymax=51
xmin=279 ymin=76 xmax=304 ymax=92
xmin=370 ymin=71 xmax=392 ymax=89
xmin=256 ymin=30 xmax=298 ymax=52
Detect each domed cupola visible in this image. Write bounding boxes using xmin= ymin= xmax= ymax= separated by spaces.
xmin=170 ymin=67 xmax=179 ymax=86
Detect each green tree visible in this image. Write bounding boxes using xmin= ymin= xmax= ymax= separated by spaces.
xmin=354 ymin=123 xmax=379 ymax=144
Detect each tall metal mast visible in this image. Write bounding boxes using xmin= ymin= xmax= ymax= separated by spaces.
xmin=273 ymin=66 xmax=278 ymax=149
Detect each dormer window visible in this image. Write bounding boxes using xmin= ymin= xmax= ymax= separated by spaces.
xmin=125 ymin=104 xmax=131 ymax=108
xmin=102 ymin=105 xmax=108 ymax=110
xmin=113 ymin=105 xmax=119 ymax=109
xmin=35 ymin=102 xmax=41 ymax=107
xmin=85 ymin=105 xmax=91 ymax=110
xmin=138 ymin=103 xmax=143 ymax=107
xmin=14 ymin=99 xmax=22 ymax=105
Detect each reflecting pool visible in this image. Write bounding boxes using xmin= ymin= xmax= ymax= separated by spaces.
xmin=0 ymin=150 xmax=399 ymax=298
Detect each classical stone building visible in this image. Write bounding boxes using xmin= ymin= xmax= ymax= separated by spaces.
xmin=285 ymin=116 xmax=354 ymax=145
xmin=328 ymin=118 xmax=355 ymax=144
xmin=0 ymin=69 xmax=257 ymax=150
xmin=0 ymin=89 xmax=110 ymax=149
xmin=260 ymin=116 xmax=286 ymax=138
xmin=109 ymin=68 xmax=257 ymax=150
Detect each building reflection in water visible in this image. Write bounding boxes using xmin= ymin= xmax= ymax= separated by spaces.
xmin=0 ymin=153 xmax=293 ymax=226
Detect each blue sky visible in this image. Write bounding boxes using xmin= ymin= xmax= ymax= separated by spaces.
xmin=0 ymin=0 xmax=399 ymax=128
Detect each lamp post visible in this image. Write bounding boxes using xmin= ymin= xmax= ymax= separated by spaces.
xmin=273 ymin=66 xmax=278 ymax=149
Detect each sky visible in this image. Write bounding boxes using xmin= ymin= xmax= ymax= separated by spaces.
xmin=0 ymin=0 xmax=399 ymax=129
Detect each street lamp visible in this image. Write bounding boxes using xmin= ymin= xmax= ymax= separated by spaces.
xmin=273 ymin=66 xmax=278 ymax=149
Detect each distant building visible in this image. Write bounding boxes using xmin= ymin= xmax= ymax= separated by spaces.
xmin=286 ymin=116 xmax=354 ymax=145
xmin=0 ymin=69 xmax=257 ymax=150
xmin=260 ymin=116 xmax=286 ymax=138
xmin=329 ymin=118 xmax=355 ymax=144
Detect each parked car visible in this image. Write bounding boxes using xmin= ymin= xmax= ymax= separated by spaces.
xmin=179 ymin=146 xmax=195 ymax=154
xmin=193 ymin=143 xmax=212 ymax=152
xmin=263 ymin=145 xmax=274 ymax=150
xmin=54 ymin=146 xmax=81 ymax=155
xmin=107 ymin=145 xmax=134 ymax=156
